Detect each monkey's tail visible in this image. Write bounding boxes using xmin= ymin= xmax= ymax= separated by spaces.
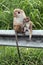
xmin=15 ymin=31 xmax=21 ymax=60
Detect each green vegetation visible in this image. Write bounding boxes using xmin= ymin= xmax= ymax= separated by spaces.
xmin=0 ymin=0 xmax=43 ymax=29
xmin=0 ymin=0 xmax=43 ymax=65
xmin=0 ymin=47 xmax=43 ymax=65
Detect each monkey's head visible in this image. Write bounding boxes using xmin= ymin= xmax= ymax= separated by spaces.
xmin=23 ymin=17 xmax=30 ymax=23
xmin=13 ymin=8 xmax=26 ymax=18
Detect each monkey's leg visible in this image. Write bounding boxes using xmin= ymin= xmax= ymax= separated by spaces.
xmin=15 ymin=31 xmax=21 ymax=59
xmin=29 ymin=22 xmax=32 ymax=40
xmin=29 ymin=29 xmax=32 ymax=40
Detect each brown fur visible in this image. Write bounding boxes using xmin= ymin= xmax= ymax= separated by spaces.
xmin=13 ymin=9 xmax=32 ymax=40
xmin=23 ymin=17 xmax=32 ymax=40
xmin=13 ymin=9 xmax=26 ymax=33
xmin=13 ymin=24 xmax=24 ymax=33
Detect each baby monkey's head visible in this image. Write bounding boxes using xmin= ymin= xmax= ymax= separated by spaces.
xmin=13 ymin=8 xmax=26 ymax=18
xmin=23 ymin=17 xmax=30 ymax=23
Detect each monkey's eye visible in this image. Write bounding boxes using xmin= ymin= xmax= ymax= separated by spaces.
xmin=18 ymin=11 xmax=20 ymax=14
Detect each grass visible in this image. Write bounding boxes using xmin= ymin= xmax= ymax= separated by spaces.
xmin=0 ymin=46 xmax=43 ymax=65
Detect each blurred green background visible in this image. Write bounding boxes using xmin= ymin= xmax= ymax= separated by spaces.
xmin=0 ymin=0 xmax=43 ymax=29
xmin=0 ymin=0 xmax=43 ymax=65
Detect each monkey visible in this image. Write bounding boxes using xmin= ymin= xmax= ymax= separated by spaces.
xmin=23 ymin=17 xmax=32 ymax=40
xmin=13 ymin=8 xmax=26 ymax=33
xmin=13 ymin=8 xmax=32 ymax=41
xmin=13 ymin=9 xmax=28 ymax=58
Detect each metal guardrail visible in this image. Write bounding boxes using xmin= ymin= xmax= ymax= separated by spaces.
xmin=0 ymin=30 xmax=43 ymax=48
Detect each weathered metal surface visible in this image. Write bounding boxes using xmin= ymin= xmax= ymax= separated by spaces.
xmin=0 ymin=30 xmax=43 ymax=48
xmin=0 ymin=30 xmax=43 ymax=36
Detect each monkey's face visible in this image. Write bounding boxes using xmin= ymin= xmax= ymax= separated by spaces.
xmin=23 ymin=17 xmax=30 ymax=23
xmin=14 ymin=9 xmax=26 ymax=18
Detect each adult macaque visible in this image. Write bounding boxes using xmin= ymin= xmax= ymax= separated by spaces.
xmin=13 ymin=8 xmax=26 ymax=33
xmin=13 ymin=9 xmax=27 ymax=58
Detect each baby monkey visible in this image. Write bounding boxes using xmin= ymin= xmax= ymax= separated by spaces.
xmin=23 ymin=17 xmax=32 ymax=40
